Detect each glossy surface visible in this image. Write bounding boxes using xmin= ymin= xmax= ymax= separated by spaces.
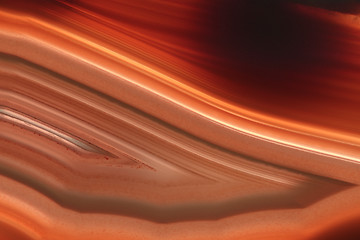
xmin=1 ymin=1 xmax=360 ymax=239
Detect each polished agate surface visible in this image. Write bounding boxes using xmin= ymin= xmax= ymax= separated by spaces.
xmin=1 ymin=1 xmax=360 ymax=239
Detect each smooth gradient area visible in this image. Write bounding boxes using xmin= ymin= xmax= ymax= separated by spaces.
xmin=1 ymin=0 xmax=360 ymax=239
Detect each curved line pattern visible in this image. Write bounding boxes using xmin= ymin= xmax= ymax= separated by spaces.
xmin=1 ymin=1 xmax=360 ymax=239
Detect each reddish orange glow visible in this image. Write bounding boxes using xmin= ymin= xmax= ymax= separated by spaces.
xmin=1 ymin=1 xmax=360 ymax=239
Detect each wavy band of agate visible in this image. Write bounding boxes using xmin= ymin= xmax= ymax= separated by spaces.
xmin=1 ymin=1 xmax=360 ymax=240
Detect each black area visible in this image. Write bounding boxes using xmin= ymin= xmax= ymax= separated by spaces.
xmin=312 ymin=216 xmax=360 ymax=240
xmin=198 ymin=0 xmax=345 ymax=107
xmin=211 ymin=0 xmax=321 ymax=65
xmin=295 ymin=0 xmax=360 ymax=14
